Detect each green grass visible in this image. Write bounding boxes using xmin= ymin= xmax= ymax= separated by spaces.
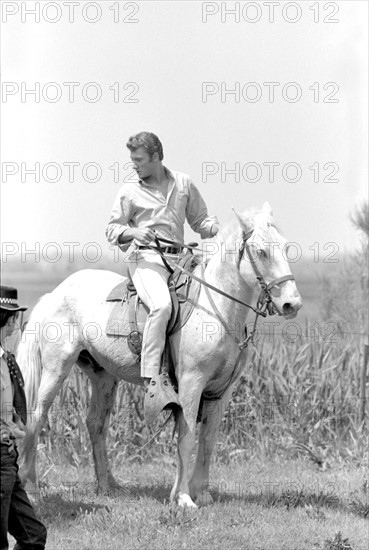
xmin=10 ymin=458 xmax=368 ymax=550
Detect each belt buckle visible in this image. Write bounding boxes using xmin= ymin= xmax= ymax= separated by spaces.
xmin=165 ymin=246 xmax=180 ymax=254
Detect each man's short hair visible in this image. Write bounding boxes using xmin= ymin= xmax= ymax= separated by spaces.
xmin=126 ymin=132 xmax=164 ymax=161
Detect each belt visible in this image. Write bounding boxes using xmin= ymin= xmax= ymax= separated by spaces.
xmin=138 ymin=245 xmax=183 ymax=254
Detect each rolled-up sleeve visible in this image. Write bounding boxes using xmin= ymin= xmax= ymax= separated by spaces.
xmin=105 ymin=188 xmax=133 ymax=250
xmin=186 ymin=180 xmax=219 ymax=239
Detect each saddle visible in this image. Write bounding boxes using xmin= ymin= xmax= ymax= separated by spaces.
xmin=105 ymin=251 xmax=202 ymax=358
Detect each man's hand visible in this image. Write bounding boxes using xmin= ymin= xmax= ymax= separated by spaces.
xmin=132 ymin=227 xmax=156 ymax=245
xmin=118 ymin=227 xmax=156 ymax=246
xmin=12 ymin=425 xmax=26 ymax=439
xmin=1 ymin=416 xmax=26 ymax=441
xmin=211 ymin=224 xmax=220 ymax=236
xmin=1 ymin=424 xmax=12 ymax=441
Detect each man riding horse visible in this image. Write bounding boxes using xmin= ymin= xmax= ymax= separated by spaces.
xmin=105 ymin=132 xmax=220 ymax=421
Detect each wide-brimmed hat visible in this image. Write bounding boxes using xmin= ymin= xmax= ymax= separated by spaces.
xmin=0 ymin=286 xmax=28 ymax=312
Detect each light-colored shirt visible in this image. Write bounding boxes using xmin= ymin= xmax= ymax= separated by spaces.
xmin=105 ymin=167 xmax=218 ymax=251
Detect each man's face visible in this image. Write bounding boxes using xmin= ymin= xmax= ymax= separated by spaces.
xmin=130 ymin=147 xmax=157 ymax=179
xmin=3 ymin=311 xmax=21 ymax=338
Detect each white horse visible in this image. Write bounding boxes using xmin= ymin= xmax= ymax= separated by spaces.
xmin=17 ymin=203 xmax=302 ymax=508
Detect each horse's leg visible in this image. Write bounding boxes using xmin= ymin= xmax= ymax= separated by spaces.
xmin=170 ymin=380 xmax=203 ymax=509
xmin=189 ymin=388 xmax=233 ymax=506
xmin=81 ymin=365 xmax=120 ymax=495
xmin=170 ymin=409 xmax=198 ymax=508
xmin=20 ymin=345 xmax=76 ymax=495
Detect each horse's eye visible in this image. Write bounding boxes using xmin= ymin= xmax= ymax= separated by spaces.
xmin=258 ymin=249 xmax=267 ymax=259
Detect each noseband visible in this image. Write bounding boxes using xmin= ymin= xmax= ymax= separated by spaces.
xmin=238 ymin=228 xmax=295 ymax=320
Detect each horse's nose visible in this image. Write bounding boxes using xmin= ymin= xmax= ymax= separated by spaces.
xmin=283 ymin=297 xmax=302 ymax=317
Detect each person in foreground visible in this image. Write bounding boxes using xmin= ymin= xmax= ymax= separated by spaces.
xmin=0 ymin=286 xmax=47 ymax=550
xmin=106 ymin=132 xmax=220 ymax=421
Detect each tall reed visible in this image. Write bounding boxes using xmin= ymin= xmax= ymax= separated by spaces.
xmin=40 ymin=328 xmax=367 ymax=468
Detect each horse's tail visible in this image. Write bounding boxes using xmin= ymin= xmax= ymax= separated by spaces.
xmin=16 ymin=294 xmax=51 ymax=415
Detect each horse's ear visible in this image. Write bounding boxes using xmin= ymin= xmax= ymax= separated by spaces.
xmin=262 ymin=202 xmax=273 ymax=216
xmin=232 ymin=208 xmax=253 ymax=233
xmin=232 ymin=208 xmax=243 ymax=224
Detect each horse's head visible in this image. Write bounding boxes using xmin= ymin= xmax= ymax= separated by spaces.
xmin=233 ymin=202 xmax=302 ymax=320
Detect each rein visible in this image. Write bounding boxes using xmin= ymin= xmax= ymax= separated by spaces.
xmin=151 ymin=233 xmax=295 ymax=349
xmin=152 ymin=235 xmax=264 ymax=315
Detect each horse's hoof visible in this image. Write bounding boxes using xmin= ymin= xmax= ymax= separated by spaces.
xmin=177 ymin=492 xmax=198 ymax=509
xmin=97 ymin=484 xmax=126 ymax=498
xmin=193 ymin=490 xmax=214 ymax=507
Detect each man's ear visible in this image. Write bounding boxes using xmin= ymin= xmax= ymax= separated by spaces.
xmin=152 ymin=152 xmax=159 ymax=162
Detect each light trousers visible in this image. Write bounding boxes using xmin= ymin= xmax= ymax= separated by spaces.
xmin=128 ymin=250 xmax=173 ymax=378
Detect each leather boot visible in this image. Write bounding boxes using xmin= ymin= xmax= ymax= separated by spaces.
xmin=144 ymin=373 xmax=180 ymax=425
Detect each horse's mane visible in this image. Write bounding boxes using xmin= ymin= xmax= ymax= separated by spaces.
xmin=216 ymin=207 xmax=279 ymax=243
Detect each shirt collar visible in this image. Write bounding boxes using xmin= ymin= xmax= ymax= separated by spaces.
xmin=0 ymin=346 xmax=4 ymax=358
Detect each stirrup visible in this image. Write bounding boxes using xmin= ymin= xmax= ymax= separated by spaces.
xmin=144 ymin=373 xmax=180 ymax=425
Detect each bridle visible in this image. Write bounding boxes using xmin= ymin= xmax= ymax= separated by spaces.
xmin=150 ymin=228 xmax=295 ymax=349
xmin=236 ymin=227 xmax=295 ymax=347
xmin=239 ymin=228 xmax=295 ymax=314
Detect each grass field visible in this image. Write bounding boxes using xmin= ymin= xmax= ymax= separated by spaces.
xmin=10 ymin=457 xmax=368 ymax=550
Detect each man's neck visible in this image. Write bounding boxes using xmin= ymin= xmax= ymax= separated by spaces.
xmin=144 ymin=165 xmax=168 ymax=186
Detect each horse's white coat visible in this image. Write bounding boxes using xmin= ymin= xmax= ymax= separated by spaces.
xmin=17 ymin=204 xmax=302 ymax=506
